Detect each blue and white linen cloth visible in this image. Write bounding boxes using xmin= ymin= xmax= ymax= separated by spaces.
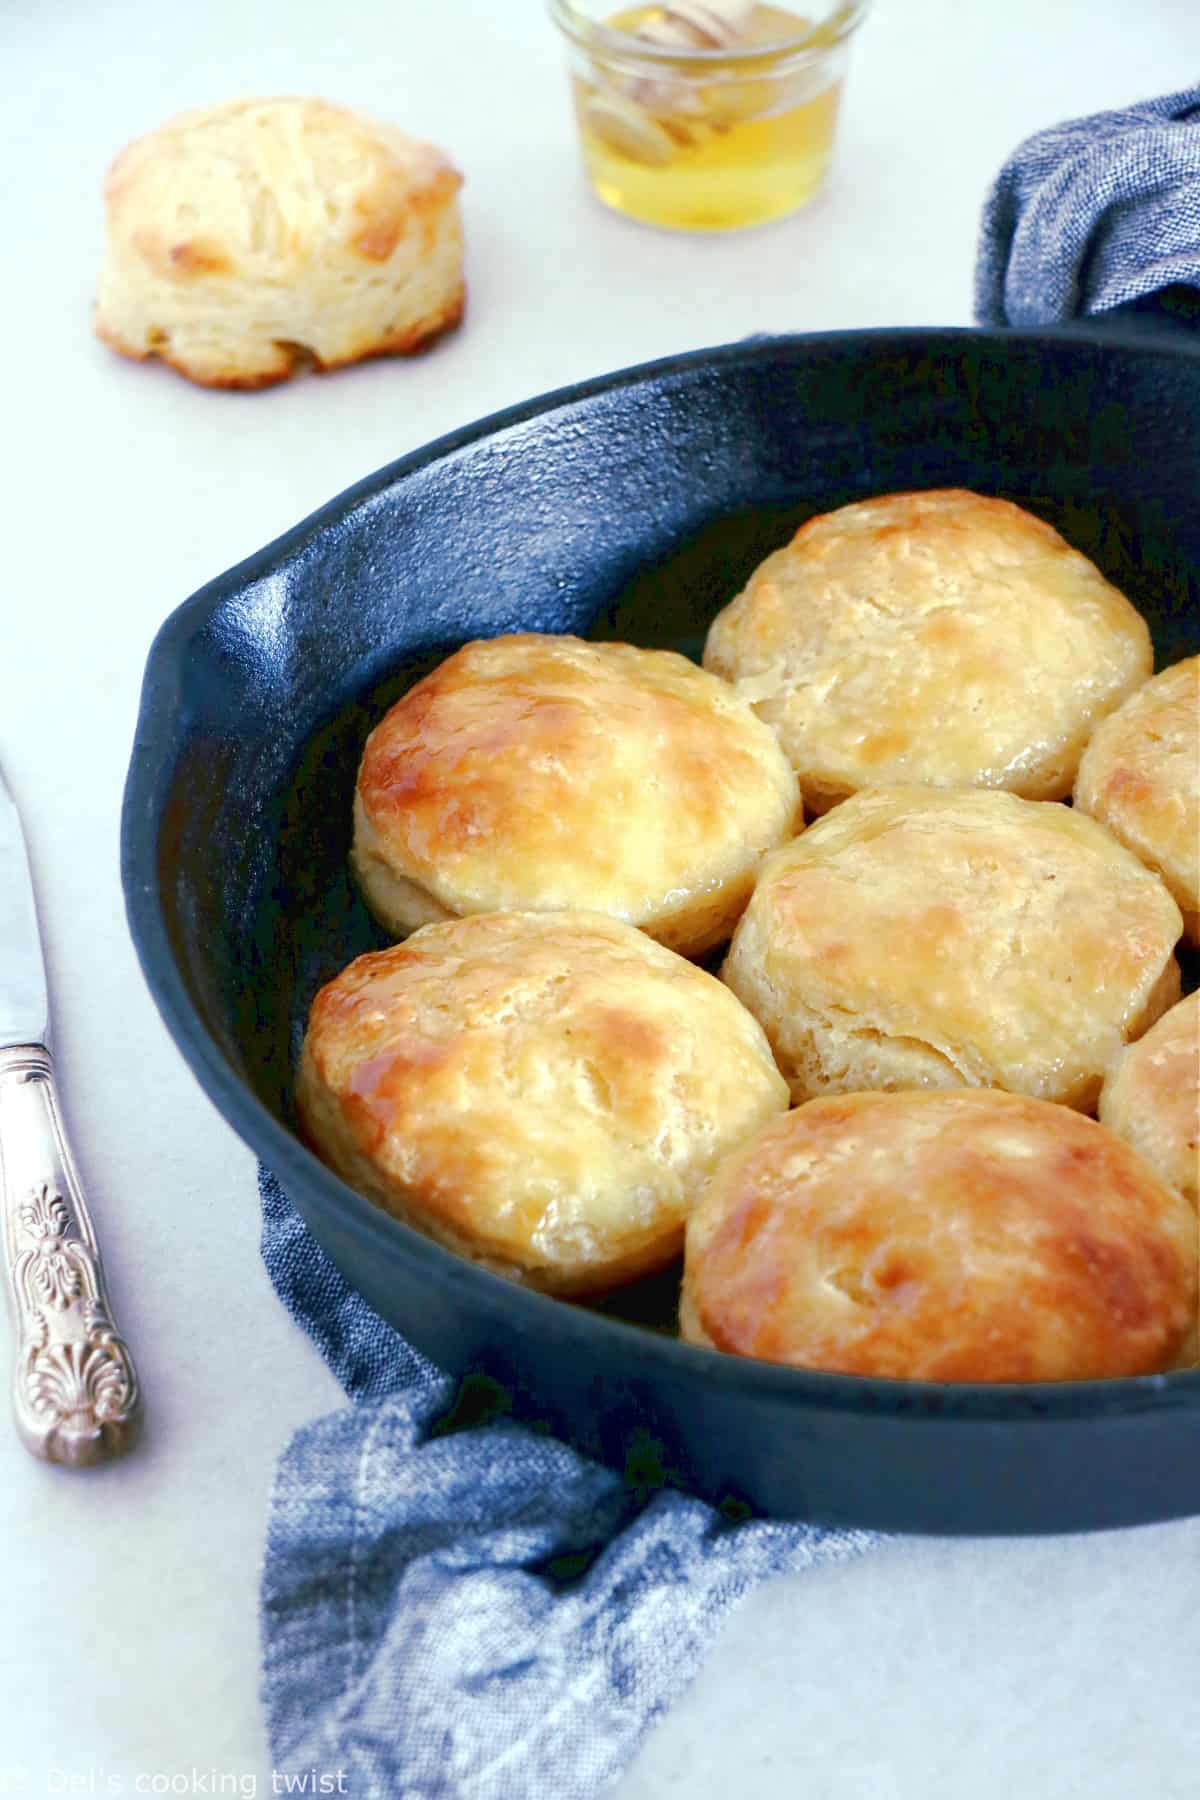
xmin=975 ymin=86 xmax=1200 ymax=327
xmin=258 ymin=1171 xmax=873 ymax=1799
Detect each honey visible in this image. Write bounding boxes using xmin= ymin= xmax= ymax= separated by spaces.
xmin=568 ymin=3 xmax=852 ymax=231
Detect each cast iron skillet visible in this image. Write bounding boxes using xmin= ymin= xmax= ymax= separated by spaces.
xmin=121 ymin=328 xmax=1200 ymax=1535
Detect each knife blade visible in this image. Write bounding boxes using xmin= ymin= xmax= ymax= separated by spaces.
xmin=0 ymin=759 xmax=142 ymax=1464
xmin=0 ymin=761 xmax=48 ymax=1048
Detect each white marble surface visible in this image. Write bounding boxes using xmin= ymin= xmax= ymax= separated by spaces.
xmin=1 ymin=1 xmax=1196 ymax=1795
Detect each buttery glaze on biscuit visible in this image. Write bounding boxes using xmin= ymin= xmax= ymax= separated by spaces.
xmin=297 ymin=911 xmax=789 ymax=1296
xmin=95 ymin=97 xmax=464 ymax=388
xmin=1100 ymin=993 xmax=1199 ymax=1211
xmin=680 ymin=1091 xmax=1198 ymax=1381
xmin=703 ymin=489 xmax=1152 ymax=812
xmin=722 ymin=786 xmax=1182 ymax=1111
xmin=353 ymin=634 xmax=801 ymax=957
xmin=1075 ymin=655 xmax=1200 ymax=945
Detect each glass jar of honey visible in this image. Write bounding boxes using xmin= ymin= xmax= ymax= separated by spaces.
xmin=548 ymin=1 xmax=870 ymax=232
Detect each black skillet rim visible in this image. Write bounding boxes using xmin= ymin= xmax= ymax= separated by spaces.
xmin=120 ymin=326 xmax=1200 ymax=1427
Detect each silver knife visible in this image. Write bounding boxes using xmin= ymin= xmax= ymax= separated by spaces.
xmin=0 ymin=761 xmax=142 ymax=1464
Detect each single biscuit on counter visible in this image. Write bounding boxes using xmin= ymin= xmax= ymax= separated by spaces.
xmin=1100 ymin=992 xmax=1198 ymax=1212
xmin=296 ymin=911 xmax=789 ymax=1296
xmin=353 ymin=633 xmax=801 ymax=958
xmin=96 ymin=97 xmax=464 ymax=388
xmin=1075 ymin=655 xmax=1200 ymax=945
xmin=680 ymin=1090 xmax=1198 ymax=1381
xmin=721 ymin=786 xmax=1182 ymax=1111
xmin=703 ymin=489 xmax=1151 ymax=813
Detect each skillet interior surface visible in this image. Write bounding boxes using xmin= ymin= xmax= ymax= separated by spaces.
xmin=122 ymin=330 xmax=1200 ymax=1533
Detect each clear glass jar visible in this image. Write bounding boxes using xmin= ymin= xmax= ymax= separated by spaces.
xmin=548 ymin=0 xmax=870 ymax=232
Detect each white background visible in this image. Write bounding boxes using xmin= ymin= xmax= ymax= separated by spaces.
xmin=1 ymin=1 xmax=1197 ymax=1795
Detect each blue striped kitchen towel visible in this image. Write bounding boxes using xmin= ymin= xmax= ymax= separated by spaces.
xmin=976 ymin=85 xmax=1200 ymax=327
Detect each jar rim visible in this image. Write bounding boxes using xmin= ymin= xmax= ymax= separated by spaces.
xmin=547 ymin=0 xmax=870 ymax=66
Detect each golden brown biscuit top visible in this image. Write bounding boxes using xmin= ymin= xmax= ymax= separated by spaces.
xmin=703 ymin=489 xmax=1151 ymax=808
xmin=724 ymin=787 xmax=1182 ymax=1110
xmin=1075 ymin=655 xmax=1200 ymax=918
xmin=356 ymin=633 xmax=800 ymax=924
xmin=1100 ymin=992 xmax=1199 ymax=1211
xmin=302 ymin=911 xmax=788 ymax=1277
xmin=683 ymin=1091 xmax=1197 ymax=1381
xmin=103 ymin=96 xmax=460 ymax=282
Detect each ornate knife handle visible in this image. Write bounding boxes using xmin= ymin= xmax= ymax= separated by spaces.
xmin=0 ymin=1044 xmax=142 ymax=1465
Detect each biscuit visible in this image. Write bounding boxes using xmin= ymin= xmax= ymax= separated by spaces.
xmin=721 ymin=786 xmax=1182 ymax=1111
xmin=1100 ymin=993 xmax=1198 ymax=1212
xmin=296 ymin=911 xmax=789 ymax=1296
xmin=96 ymin=97 xmax=464 ymax=388
xmin=353 ymin=634 xmax=801 ymax=958
xmin=703 ymin=489 xmax=1152 ymax=813
xmin=1075 ymin=656 xmax=1200 ymax=946
xmin=680 ymin=1090 xmax=1198 ymax=1381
